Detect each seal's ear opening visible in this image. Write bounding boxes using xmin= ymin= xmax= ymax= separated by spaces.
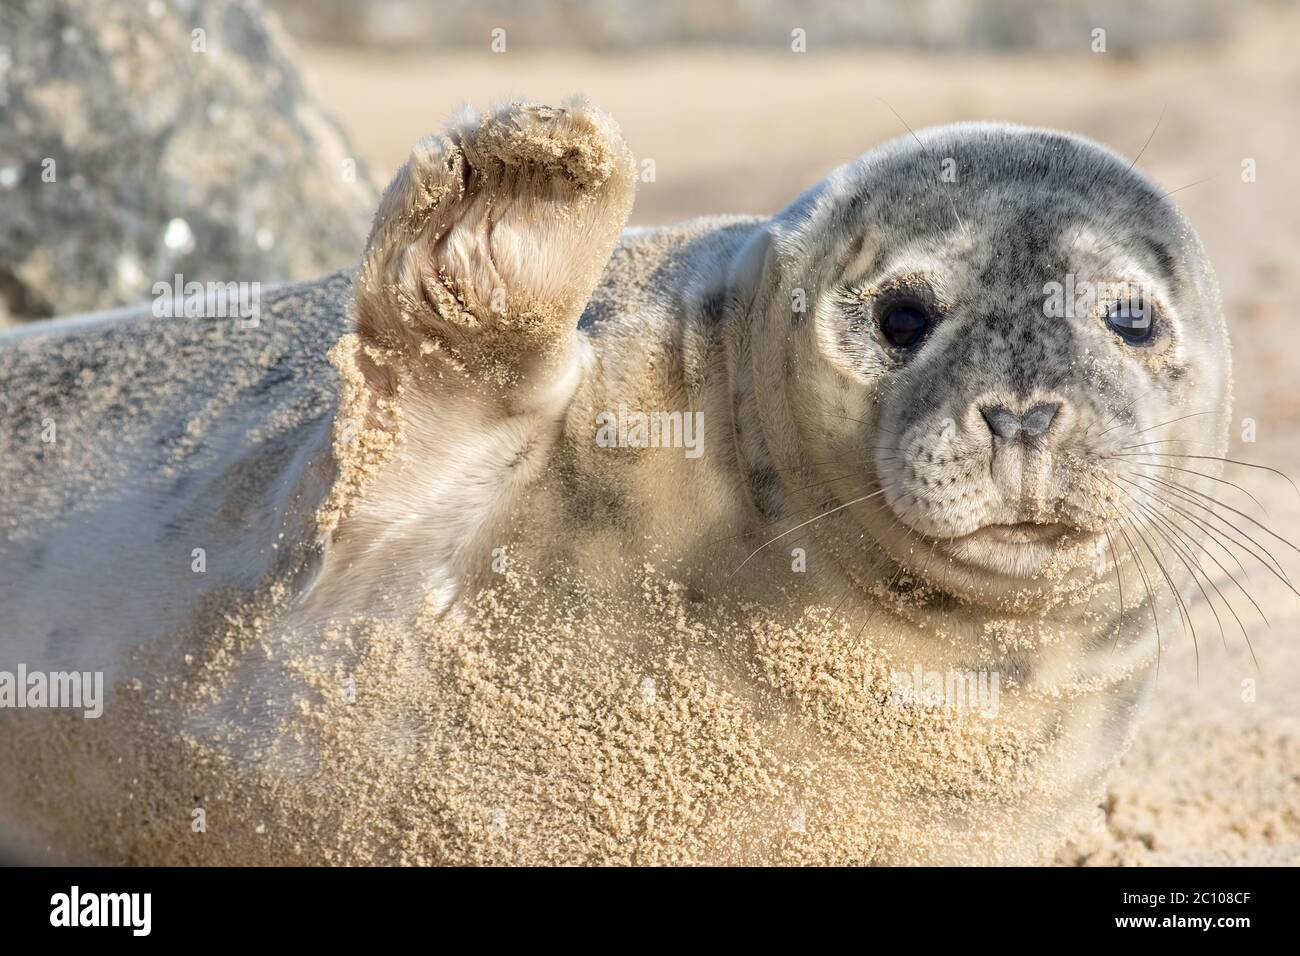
xmin=350 ymin=98 xmax=637 ymax=383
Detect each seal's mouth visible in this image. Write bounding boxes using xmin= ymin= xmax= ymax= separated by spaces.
xmin=962 ymin=521 xmax=1072 ymax=545
xmin=925 ymin=519 xmax=1103 ymax=581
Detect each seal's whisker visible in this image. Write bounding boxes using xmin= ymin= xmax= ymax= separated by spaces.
xmin=799 ymin=448 xmax=894 ymax=468
xmin=1122 ymin=437 xmax=1216 ymax=451
xmin=1131 ymin=484 xmax=1270 ymax=620
xmin=823 ymin=510 xmax=912 ymax=614
xmin=1141 ymin=511 xmax=1218 ymax=669
xmin=1150 ymin=508 xmax=1240 ymax=650
xmin=1123 ymin=509 xmax=1197 ymax=672
xmin=1142 ymin=497 xmax=1263 ymax=667
xmin=1107 ymin=456 xmax=1269 ymax=516
xmin=1114 ymin=477 xmax=1230 ymax=656
xmin=730 ymin=489 xmax=889 ymax=575
xmin=740 ymin=484 xmax=887 ymax=554
xmin=1115 ymin=450 xmax=1300 ymax=498
xmin=1118 ymin=474 xmax=1297 ymax=599
xmin=764 ymin=492 xmax=903 ymax=556
xmin=700 ymin=464 xmax=895 ymax=551
xmin=784 ymin=473 xmax=860 ymax=497
xmin=1125 ymin=471 xmax=1300 ymax=568
xmin=702 ymin=495 xmax=850 ymax=550
xmin=1090 ymin=387 xmax=1164 ymax=438
xmin=1100 ymin=407 xmax=1223 ymax=441
xmin=1068 ymin=106 xmax=1168 ymax=253
xmin=839 ymin=554 xmax=895 ymax=629
xmin=1125 ymin=103 xmax=1167 ymax=174
xmin=1139 ymin=496 xmax=1257 ymax=642
xmin=797 ymin=459 xmax=864 ymax=470
xmin=1113 ymin=512 xmax=1165 ymax=671
xmin=1117 ymin=471 xmax=1252 ymax=587
xmin=1122 ymin=474 xmax=1286 ymax=582
xmin=704 ymin=496 xmax=847 ymax=549
xmin=1103 ymin=527 xmax=1127 ymax=649
xmin=1144 ymin=488 xmax=1256 ymax=584
xmin=1093 ymin=177 xmax=1215 ymax=257
xmin=826 ymin=413 xmax=894 ymax=434
xmin=876 ymin=97 xmax=970 ymax=241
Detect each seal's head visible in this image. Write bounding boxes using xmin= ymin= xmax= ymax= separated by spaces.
xmin=745 ymin=122 xmax=1229 ymax=604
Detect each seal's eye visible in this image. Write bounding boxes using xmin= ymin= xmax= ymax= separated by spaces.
xmin=1105 ymin=298 xmax=1154 ymax=345
xmin=879 ymin=301 xmax=931 ymax=348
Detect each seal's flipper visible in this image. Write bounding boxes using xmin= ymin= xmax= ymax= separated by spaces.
xmin=353 ymin=99 xmax=636 ymax=392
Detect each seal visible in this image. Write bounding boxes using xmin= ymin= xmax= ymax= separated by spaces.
xmin=0 ymin=100 xmax=1254 ymax=865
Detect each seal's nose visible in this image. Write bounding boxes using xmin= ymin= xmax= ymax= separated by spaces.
xmin=981 ymin=402 xmax=1059 ymax=443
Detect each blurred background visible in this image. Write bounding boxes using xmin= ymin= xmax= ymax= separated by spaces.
xmin=1 ymin=0 xmax=1298 ymax=863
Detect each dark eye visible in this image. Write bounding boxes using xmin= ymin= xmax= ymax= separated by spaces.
xmin=879 ymin=301 xmax=931 ymax=348
xmin=1105 ymin=298 xmax=1154 ymax=344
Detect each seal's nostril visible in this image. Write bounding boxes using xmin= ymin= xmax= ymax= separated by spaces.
xmin=1020 ymin=402 xmax=1060 ymax=440
xmin=980 ymin=402 xmax=1060 ymax=443
xmin=980 ymin=405 xmax=1021 ymax=442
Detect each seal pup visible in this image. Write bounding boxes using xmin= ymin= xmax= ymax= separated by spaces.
xmin=0 ymin=100 xmax=1260 ymax=864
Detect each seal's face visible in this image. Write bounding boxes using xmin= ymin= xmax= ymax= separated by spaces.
xmin=865 ymin=221 xmax=1190 ymax=585
xmin=773 ymin=123 xmax=1229 ymax=601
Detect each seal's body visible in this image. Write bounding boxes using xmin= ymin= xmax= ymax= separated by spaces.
xmin=0 ymin=103 xmax=1229 ymax=864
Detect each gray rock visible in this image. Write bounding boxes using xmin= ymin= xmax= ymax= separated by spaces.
xmin=0 ymin=0 xmax=378 ymax=323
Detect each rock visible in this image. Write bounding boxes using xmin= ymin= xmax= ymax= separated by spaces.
xmin=0 ymin=0 xmax=378 ymax=324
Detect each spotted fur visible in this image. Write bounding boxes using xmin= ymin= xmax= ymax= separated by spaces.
xmin=0 ymin=106 xmax=1229 ymax=863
